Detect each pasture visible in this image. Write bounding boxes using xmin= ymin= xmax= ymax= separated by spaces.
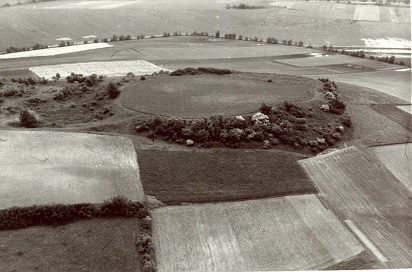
xmin=0 ymin=130 xmax=144 ymax=209
xmin=136 ymin=149 xmax=315 ymax=205
xmin=0 ymin=218 xmax=141 ymax=272
xmin=370 ymin=143 xmax=412 ymax=192
xmin=152 ymin=194 xmax=364 ymax=272
xmin=122 ymin=73 xmax=315 ymax=118
xmin=299 ymin=146 xmax=412 ymax=268
xmin=30 ymin=60 xmax=167 ymax=79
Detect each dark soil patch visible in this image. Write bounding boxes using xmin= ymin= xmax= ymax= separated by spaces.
xmin=136 ymin=149 xmax=315 ymax=205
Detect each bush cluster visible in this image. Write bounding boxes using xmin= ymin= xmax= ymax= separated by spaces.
xmin=169 ymin=67 xmax=232 ymax=76
xmin=224 ymin=33 xmax=237 ymax=39
xmin=5 ymin=43 xmax=48 ymax=54
xmin=191 ymin=31 xmax=209 ymax=36
xmin=266 ymin=37 xmax=279 ymax=44
xmin=66 ymin=73 xmax=103 ymax=86
xmin=319 ymin=78 xmax=346 ymax=115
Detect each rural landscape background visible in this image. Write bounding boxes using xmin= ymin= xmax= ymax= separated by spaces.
xmin=0 ymin=0 xmax=411 ymax=271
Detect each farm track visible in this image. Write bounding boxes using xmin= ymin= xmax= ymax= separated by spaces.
xmin=299 ymin=146 xmax=412 ymax=268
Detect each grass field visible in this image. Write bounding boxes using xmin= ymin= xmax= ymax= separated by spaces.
xmin=30 ymin=60 xmax=167 ymax=79
xmin=122 ymin=73 xmax=315 ymax=118
xmin=0 ymin=130 xmax=144 ymax=209
xmin=0 ymin=218 xmax=141 ymax=272
xmin=299 ymin=146 xmax=412 ymax=269
xmin=370 ymin=143 xmax=412 ymax=193
xmin=152 ymin=194 xmax=364 ymax=272
xmin=136 ymin=149 xmax=314 ymax=205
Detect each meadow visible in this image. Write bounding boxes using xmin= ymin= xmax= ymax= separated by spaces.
xmin=152 ymin=195 xmax=364 ymax=272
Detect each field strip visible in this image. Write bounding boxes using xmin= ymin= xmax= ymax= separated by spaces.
xmin=0 ymin=43 xmax=112 ymax=60
xmin=0 ymin=130 xmax=144 ymax=209
xmin=389 ymin=7 xmax=400 ymax=23
xmin=153 ymin=195 xmax=363 ymax=271
xmin=369 ymin=143 xmax=412 ymax=193
xmin=344 ymin=220 xmax=388 ymax=262
xmin=30 ymin=60 xmax=167 ymax=79
xmin=353 ymin=5 xmax=379 ymax=21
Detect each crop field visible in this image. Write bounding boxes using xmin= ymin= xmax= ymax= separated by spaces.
xmin=122 ymin=73 xmax=315 ymax=118
xmin=0 ymin=218 xmax=141 ymax=272
xmin=299 ymin=146 xmax=412 ymax=268
xmin=30 ymin=60 xmax=167 ymax=79
xmin=152 ymin=194 xmax=364 ymax=272
xmin=136 ymin=149 xmax=314 ymax=204
xmin=370 ymin=143 xmax=412 ymax=192
xmin=0 ymin=130 xmax=144 ymax=209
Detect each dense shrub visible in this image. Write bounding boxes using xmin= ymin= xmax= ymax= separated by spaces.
xmin=19 ymin=109 xmax=39 ymax=128
xmin=328 ymin=99 xmax=346 ymax=115
xmin=106 ymin=82 xmax=121 ymax=99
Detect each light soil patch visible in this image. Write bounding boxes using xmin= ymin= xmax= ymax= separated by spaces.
xmin=0 ymin=130 xmax=144 ymax=209
xmin=370 ymin=143 xmax=412 ymax=193
xmin=152 ymin=195 xmax=364 ymax=272
xmin=299 ymin=146 xmax=412 ymax=268
xmin=122 ymin=73 xmax=315 ymax=118
xmin=353 ymin=5 xmax=380 ymax=21
xmin=0 ymin=43 xmax=113 ymax=60
xmin=0 ymin=218 xmax=141 ymax=272
xmin=30 ymin=60 xmax=166 ymax=79
xmin=389 ymin=7 xmax=400 ymax=23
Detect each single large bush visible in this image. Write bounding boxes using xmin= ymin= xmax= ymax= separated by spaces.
xmin=19 ymin=109 xmax=39 ymax=128
xmin=106 ymin=82 xmax=121 ymax=99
